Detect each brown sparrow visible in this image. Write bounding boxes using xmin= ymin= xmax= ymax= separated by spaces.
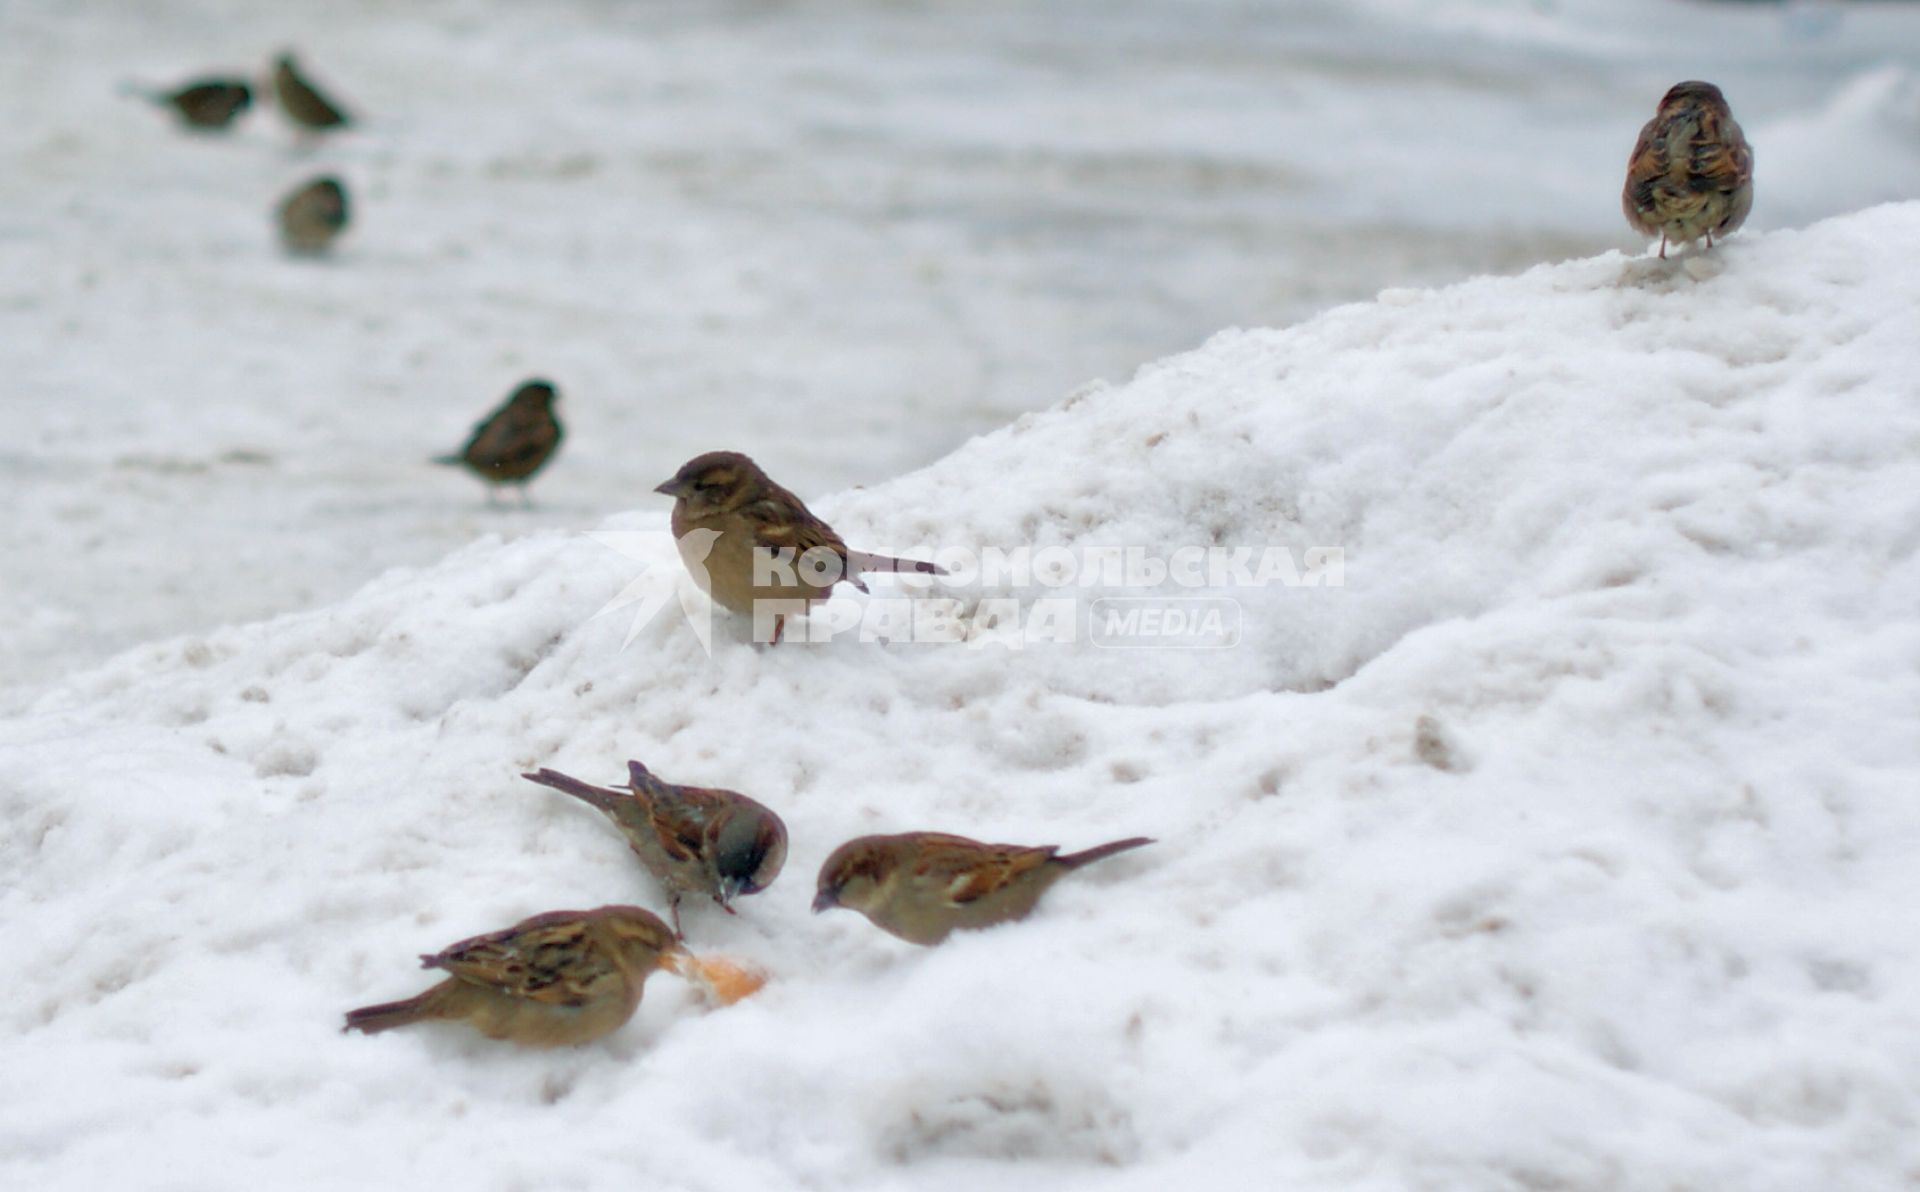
xmin=129 ymin=77 xmax=252 ymax=130
xmin=813 ymin=832 xmax=1153 ymax=946
xmin=277 ymin=176 xmax=349 ymax=255
xmin=523 ymin=761 xmax=788 ymax=937
xmin=1624 ymin=81 xmax=1753 ymax=258
xmin=655 ymin=451 xmax=942 ymax=643
xmin=343 ymin=905 xmax=681 ymax=1046
xmin=272 ymin=51 xmax=352 ymax=131
xmin=434 ymin=379 xmax=563 ymax=503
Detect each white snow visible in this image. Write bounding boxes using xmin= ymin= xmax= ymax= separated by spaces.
xmin=6 ymin=201 xmax=1920 ymax=1188
xmin=9 ymin=0 xmax=1920 ymax=1184
xmin=8 ymin=0 xmax=1920 ymax=704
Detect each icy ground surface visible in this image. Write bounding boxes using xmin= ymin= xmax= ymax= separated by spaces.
xmin=4 ymin=205 xmax=1919 ymax=1188
xmin=5 ymin=0 xmax=1920 ymax=703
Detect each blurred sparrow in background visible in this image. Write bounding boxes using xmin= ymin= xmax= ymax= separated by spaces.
xmin=127 ymin=76 xmax=252 ymax=130
xmin=813 ymin=831 xmax=1153 ymax=945
xmin=524 ymin=760 xmax=788 ymax=937
xmin=1624 ymin=80 xmax=1752 ymax=259
xmin=655 ymin=451 xmax=943 ymax=644
xmin=343 ymin=905 xmax=681 ymax=1046
xmin=277 ymin=175 xmax=349 ymax=255
xmin=272 ymin=51 xmax=352 ymax=131
xmin=433 ymin=378 xmax=563 ymax=503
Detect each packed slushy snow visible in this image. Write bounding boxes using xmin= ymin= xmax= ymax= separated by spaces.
xmin=6 ymin=205 xmax=1919 ymax=1189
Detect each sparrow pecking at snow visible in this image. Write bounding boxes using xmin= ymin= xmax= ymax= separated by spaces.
xmin=276 ymin=175 xmax=350 ymax=255
xmin=271 ymin=51 xmax=352 ymax=131
xmin=1623 ymin=80 xmax=1753 ymax=259
xmin=433 ymin=378 xmax=564 ymax=503
xmin=655 ymin=451 xmax=943 ymax=644
xmin=523 ymin=760 xmax=788 ymax=938
xmin=813 ymin=831 xmax=1154 ymax=946
xmin=129 ymin=76 xmax=253 ymax=130
xmin=343 ymin=905 xmax=682 ymax=1046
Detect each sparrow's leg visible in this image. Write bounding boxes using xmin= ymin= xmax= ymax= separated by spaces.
xmin=770 ymin=614 xmax=785 ymax=646
xmin=1658 ymin=233 xmax=1668 ymax=260
xmin=668 ymin=895 xmax=685 ymax=940
xmin=518 ymin=484 xmax=533 ymax=510
xmin=1706 ymin=229 xmax=1715 ymax=250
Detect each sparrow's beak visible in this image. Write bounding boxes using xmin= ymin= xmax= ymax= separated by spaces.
xmin=717 ymin=876 xmax=744 ymax=906
xmin=654 ymin=477 xmax=686 ymax=497
xmin=811 ymin=887 xmax=838 ymax=914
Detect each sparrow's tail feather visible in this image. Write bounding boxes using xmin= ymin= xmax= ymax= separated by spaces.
xmin=343 ymin=992 xmax=434 ymax=1035
xmin=623 ymin=760 xmax=670 ymax=798
xmin=522 ymin=768 xmax=627 ymax=813
xmin=850 ymin=551 xmax=946 ymax=578
xmin=1054 ymin=836 xmax=1154 ymax=870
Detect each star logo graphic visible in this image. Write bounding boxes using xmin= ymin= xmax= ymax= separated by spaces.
xmin=583 ymin=527 xmax=722 ymax=654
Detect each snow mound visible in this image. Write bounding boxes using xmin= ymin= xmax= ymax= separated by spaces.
xmin=7 ymin=204 xmax=1920 ymax=1189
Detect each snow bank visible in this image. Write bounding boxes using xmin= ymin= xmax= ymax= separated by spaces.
xmin=12 ymin=0 xmax=1920 ymax=702
xmin=6 ymin=205 xmax=1920 ymax=1189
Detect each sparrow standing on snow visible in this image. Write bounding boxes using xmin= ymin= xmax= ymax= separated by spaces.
xmin=272 ymin=51 xmax=352 ymax=132
xmin=434 ymin=379 xmax=564 ymax=503
xmin=813 ymin=832 xmax=1153 ymax=946
xmin=1623 ymin=80 xmax=1753 ymax=259
xmin=277 ymin=175 xmax=349 ymax=255
xmin=343 ymin=905 xmax=681 ymax=1046
xmin=523 ymin=761 xmax=788 ymax=937
xmin=655 ymin=451 xmax=943 ymax=644
xmin=128 ymin=77 xmax=253 ymax=130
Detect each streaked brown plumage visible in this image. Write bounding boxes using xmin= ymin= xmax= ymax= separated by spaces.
xmin=272 ymin=51 xmax=351 ymax=131
xmin=1623 ymin=80 xmax=1753 ymax=259
xmin=342 ymin=906 xmax=681 ymax=1046
xmin=133 ymin=78 xmax=253 ymax=130
xmin=523 ymin=761 xmax=788 ymax=937
xmin=656 ymin=451 xmax=943 ymax=644
xmin=277 ymin=175 xmax=349 ymax=255
xmin=434 ymin=379 xmax=564 ymax=502
xmin=813 ymin=831 xmax=1153 ymax=946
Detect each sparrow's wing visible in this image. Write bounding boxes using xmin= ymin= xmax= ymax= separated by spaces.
xmin=1692 ymin=109 xmax=1752 ymax=196
xmin=909 ymin=834 xmax=1059 ymax=906
xmin=174 ymin=81 xmax=242 ymax=108
xmin=1624 ymin=115 xmax=1669 ymax=213
xmin=422 ymin=912 xmax=620 ymax=1007
xmin=278 ymin=64 xmax=350 ymax=126
xmin=286 ymin=183 xmax=346 ymax=229
xmin=736 ymin=477 xmax=852 ymax=561
xmin=453 ymin=408 xmax=503 ymax=459
xmin=461 ymin=405 xmax=555 ymax=470
xmin=642 ymin=786 xmax=726 ymax=867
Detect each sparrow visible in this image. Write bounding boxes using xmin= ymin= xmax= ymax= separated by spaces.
xmin=433 ymin=379 xmax=564 ymax=503
xmin=1623 ymin=80 xmax=1753 ymax=259
xmin=523 ymin=761 xmax=788 ymax=937
xmin=128 ymin=77 xmax=252 ymax=130
xmin=343 ymin=905 xmax=681 ymax=1046
xmin=813 ymin=832 xmax=1153 ymax=946
xmin=655 ymin=451 xmax=943 ymax=644
xmin=272 ymin=51 xmax=352 ymax=131
xmin=277 ymin=176 xmax=350 ymax=255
